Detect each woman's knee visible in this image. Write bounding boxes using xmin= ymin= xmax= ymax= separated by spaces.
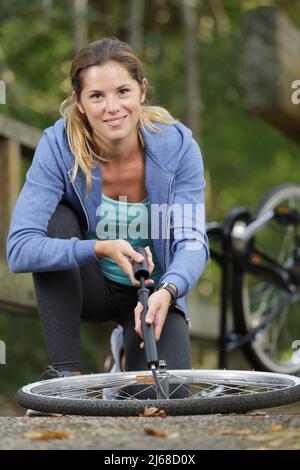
xmin=47 ymin=203 xmax=83 ymax=239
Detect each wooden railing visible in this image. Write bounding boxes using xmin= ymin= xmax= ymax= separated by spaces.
xmin=0 ymin=113 xmax=41 ymax=315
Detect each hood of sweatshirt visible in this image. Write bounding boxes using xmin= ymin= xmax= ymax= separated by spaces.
xmin=50 ymin=117 xmax=194 ymax=177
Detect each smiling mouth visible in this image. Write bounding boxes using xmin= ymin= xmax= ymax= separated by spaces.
xmin=104 ymin=115 xmax=127 ymax=127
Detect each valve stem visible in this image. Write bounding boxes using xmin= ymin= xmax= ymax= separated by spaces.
xmin=150 ymin=362 xmax=169 ymax=399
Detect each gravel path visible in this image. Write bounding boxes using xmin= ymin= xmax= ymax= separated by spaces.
xmin=1 ymin=411 xmax=300 ymax=450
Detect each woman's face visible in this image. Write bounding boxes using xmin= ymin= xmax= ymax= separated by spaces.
xmin=76 ymin=60 xmax=146 ymax=145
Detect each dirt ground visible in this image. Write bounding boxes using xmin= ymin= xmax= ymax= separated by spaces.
xmin=1 ymin=403 xmax=300 ymax=450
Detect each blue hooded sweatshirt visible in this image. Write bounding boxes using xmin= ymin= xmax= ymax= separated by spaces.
xmin=6 ymin=118 xmax=209 ymax=319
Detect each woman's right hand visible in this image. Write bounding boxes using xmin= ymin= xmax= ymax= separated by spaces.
xmin=94 ymin=240 xmax=155 ymax=287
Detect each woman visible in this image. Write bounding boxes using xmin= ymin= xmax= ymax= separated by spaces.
xmin=7 ymin=37 xmax=209 ymax=380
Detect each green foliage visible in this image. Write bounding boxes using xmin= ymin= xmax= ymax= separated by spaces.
xmin=1 ymin=0 xmax=299 ymax=218
xmin=0 ymin=2 xmax=72 ymax=128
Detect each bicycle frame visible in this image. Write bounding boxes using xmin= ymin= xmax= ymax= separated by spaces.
xmin=207 ymin=204 xmax=300 ymax=368
xmin=207 ymin=208 xmax=251 ymax=368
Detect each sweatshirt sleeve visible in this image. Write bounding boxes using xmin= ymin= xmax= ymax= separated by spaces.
xmin=158 ymin=138 xmax=210 ymax=298
xmin=6 ymin=131 xmax=97 ymax=273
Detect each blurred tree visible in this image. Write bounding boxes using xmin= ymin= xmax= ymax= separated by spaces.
xmin=181 ymin=0 xmax=202 ymax=140
xmin=128 ymin=0 xmax=145 ymax=56
xmin=72 ymin=0 xmax=89 ymax=53
xmin=42 ymin=0 xmax=53 ymax=26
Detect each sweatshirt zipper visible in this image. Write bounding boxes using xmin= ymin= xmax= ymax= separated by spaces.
xmin=164 ymin=175 xmax=174 ymax=271
xmin=68 ymin=170 xmax=90 ymax=233
xmin=164 ymin=175 xmax=185 ymax=314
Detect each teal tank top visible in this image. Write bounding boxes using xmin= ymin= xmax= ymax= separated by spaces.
xmin=88 ymin=194 xmax=163 ymax=286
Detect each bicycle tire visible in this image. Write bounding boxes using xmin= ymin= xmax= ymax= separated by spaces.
xmin=233 ymin=183 xmax=300 ymax=374
xmin=16 ymin=369 xmax=300 ymax=416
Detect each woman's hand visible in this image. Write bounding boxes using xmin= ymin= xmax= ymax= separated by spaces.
xmin=134 ymin=288 xmax=172 ymax=348
xmin=94 ymin=240 xmax=154 ymax=287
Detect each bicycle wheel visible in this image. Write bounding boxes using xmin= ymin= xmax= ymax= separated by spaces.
xmin=233 ymin=183 xmax=300 ymax=374
xmin=16 ymin=369 xmax=300 ymax=416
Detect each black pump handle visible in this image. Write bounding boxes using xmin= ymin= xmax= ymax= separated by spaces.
xmin=133 ymin=246 xmax=149 ymax=281
xmin=133 ymin=246 xmax=158 ymax=367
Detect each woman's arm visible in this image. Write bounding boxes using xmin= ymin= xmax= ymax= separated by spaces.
xmin=158 ymin=138 xmax=210 ymax=298
xmin=6 ymin=132 xmax=97 ymax=273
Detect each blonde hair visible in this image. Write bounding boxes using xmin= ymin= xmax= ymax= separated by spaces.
xmin=60 ymin=38 xmax=177 ymax=192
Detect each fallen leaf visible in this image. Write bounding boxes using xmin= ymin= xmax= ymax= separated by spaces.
xmin=140 ymin=407 xmax=167 ymax=417
xmin=270 ymin=424 xmax=283 ymax=432
xmin=144 ymin=426 xmax=169 ymax=437
xmin=23 ymin=429 xmax=71 ymax=441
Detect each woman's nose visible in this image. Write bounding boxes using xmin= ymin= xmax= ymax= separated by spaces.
xmin=105 ymin=96 xmax=121 ymax=112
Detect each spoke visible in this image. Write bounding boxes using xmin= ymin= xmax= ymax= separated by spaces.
xmin=168 ymin=382 xmax=190 ymax=398
xmin=35 ymin=377 xmax=291 ymax=401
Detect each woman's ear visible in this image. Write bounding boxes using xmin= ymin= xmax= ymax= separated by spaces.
xmin=72 ymin=90 xmax=85 ymax=114
xmin=141 ymin=79 xmax=148 ymax=103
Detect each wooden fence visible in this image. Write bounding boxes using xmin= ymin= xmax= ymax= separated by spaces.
xmin=0 ymin=113 xmax=41 ymax=315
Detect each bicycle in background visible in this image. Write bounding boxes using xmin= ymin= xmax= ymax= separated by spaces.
xmin=206 ymin=183 xmax=300 ymax=375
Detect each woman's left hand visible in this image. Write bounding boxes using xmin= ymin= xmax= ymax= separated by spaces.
xmin=134 ymin=289 xmax=172 ymax=348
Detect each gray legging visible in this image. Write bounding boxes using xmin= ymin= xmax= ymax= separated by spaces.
xmin=32 ymin=203 xmax=191 ymax=373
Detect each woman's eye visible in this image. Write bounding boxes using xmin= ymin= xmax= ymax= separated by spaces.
xmin=90 ymin=93 xmax=103 ymax=100
xmin=119 ymin=88 xmax=129 ymax=96
xmin=89 ymin=89 xmax=129 ymax=100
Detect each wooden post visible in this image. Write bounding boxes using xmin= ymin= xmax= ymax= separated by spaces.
xmin=0 ymin=137 xmax=21 ymax=260
xmin=240 ymin=8 xmax=300 ymax=145
xmin=0 ymin=115 xmax=41 ymax=315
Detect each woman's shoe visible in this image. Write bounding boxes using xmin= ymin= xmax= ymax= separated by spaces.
xmin=110 ymin=325 xmax=125 ymax=373
xmin=25 ymin=367 xmax=83 ymax=417
xmin=103 ymin=325 xmax=124 ymax=400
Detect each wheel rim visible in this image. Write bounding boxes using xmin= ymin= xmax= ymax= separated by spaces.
xmin=241 ymin=185 xmax=300 ymax=373
xmin=22 ymin=370 xmax=300 ymax=400
xmin=21 ymin=369 xmax=300 ymax=401
xmin=17 ymin=369 xmax=300 ymax=416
